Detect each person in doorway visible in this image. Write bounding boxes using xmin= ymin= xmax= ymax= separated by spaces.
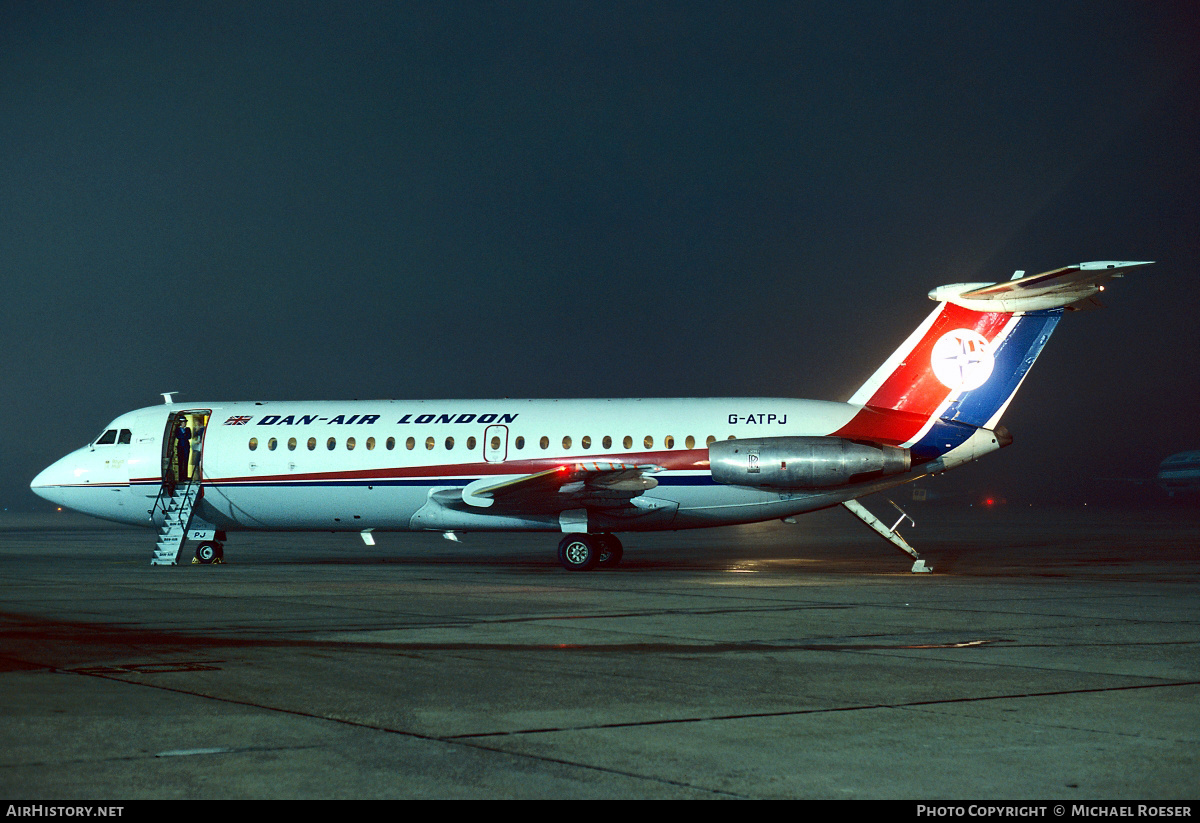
xmin=176 ymin=420 xmax=191 ymax=484
xmin=191 ymin=421 xmax=205 ymax=462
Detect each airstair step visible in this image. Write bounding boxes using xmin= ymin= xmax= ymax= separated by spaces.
xmin=151 ymin=481 xmax=200 ymax=567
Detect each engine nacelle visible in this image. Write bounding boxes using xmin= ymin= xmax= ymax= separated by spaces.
xmin=709 ymin=436 xmax=910 ymax=489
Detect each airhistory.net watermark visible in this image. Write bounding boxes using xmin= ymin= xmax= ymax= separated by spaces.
xmin=6 ymin=808 xmax=123 ymax=818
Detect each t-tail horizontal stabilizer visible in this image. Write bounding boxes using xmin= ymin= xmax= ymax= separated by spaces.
xmin=928 ymin=260 xmax=1153 ymax=313
xmin=842 ymin=498 xmax=931 ymax=573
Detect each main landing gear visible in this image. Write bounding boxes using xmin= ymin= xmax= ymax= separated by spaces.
xmin=192 ymin=541 xmax=225 ymax=565
xmin=557 ymin=533 xmax=623 ymax=571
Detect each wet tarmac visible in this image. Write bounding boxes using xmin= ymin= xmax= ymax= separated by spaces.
xmin=1 ymin=503 xmax=1198 ymax=799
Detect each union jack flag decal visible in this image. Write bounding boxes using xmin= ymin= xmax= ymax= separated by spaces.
xmin=223 ymin=415 xmax=253 ymax=426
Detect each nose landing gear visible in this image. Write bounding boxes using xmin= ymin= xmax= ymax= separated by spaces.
xmin=192 ymin=541 xmax=225 ymax=565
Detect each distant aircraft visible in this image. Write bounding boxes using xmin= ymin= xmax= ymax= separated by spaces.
xmin=31 ymin=261 xmax=1152 ymax=572
xmin=1158 ymin=451 xmax=1200 ymax=498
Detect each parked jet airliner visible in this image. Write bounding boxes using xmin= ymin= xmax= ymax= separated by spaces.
xmin=31 ymin=262 xmax=1151 ymax=571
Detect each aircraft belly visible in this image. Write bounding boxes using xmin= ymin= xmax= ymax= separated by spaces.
xmin=670 ymin=471 xmax=922 ymax=528
xmin=178 ymin=466 xmax=924 ymax=534
xmin=202 ymin=482 xmax=429 ymax=531
xmin=668 ymin=484 xmax=813 ymax=528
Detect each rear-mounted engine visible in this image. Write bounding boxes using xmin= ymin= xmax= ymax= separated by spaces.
xmin=709 ymin=436 xmax=910 ymax=489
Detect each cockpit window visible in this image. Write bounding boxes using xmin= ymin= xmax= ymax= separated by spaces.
xmin=96 ymin=430 xmax=117 ymax=445
xmin=118 ymin=429 xmax=132 ymax=444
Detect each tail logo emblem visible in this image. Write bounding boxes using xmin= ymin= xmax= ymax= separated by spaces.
xmin=931 ymin=329 xmax=995 ymax=391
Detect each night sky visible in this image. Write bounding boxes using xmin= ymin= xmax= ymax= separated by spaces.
xmin=3 ymin=2 xmax=1198 ymax=511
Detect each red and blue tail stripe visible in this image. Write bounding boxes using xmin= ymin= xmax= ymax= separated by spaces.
xmin=937 ymin=309 xmax=1061 ymax=429
xmin=835 ymin=302 xmax=1063 ymax=461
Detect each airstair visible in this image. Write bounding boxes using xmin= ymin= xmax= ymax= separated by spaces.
xmin=150 ymin=479 xmax=201 ymax=565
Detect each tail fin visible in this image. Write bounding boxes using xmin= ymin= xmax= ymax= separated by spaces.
xmin=836 ymin=261 xmax=1151 ymax=461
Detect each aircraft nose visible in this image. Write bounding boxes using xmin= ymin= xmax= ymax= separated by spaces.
xmin=30 ymin=454 xmax=76 ymax=504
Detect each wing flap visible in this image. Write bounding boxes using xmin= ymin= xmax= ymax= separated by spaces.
xmin=462 ymin=463 xmax=662 ymax=511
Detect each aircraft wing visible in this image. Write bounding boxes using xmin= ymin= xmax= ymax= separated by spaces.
xmin=461 ymin=462 xmax=663 ymax=512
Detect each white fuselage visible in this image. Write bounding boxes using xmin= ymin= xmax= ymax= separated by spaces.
xmin=31 ymin=397 xmax=968 ymax=534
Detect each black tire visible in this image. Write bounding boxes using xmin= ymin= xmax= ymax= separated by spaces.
xmin=195 ymin=542 xmax=221 ymax=564
xmin=558 ymin=533 xmax=600 ymax=571
xmin=596 ymin=533 xmax=624 ymax=568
